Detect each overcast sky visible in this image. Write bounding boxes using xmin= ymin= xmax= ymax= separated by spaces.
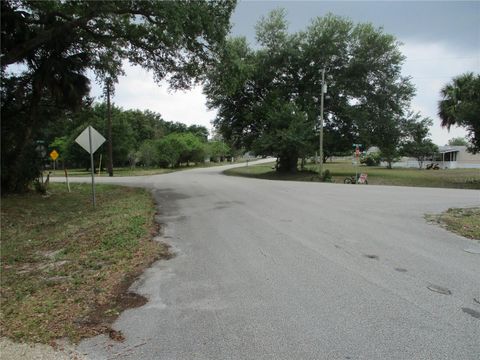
xmin=91 ymin=1 xmax=480 ymax=146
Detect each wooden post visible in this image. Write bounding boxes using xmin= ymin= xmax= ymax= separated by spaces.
xmin=98 ymin=154 xmax=102 ymax=176
xmin=64 ymin=168 xmax=71 ymax=192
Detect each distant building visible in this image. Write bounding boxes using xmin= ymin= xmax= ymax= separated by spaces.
xmin=437 ymin=146 xmax=480 ymax=169
xmin=369 ymin=145 xmax=480 ymax=169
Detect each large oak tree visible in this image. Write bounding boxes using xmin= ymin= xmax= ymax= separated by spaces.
xmin=1 ymin=0 xmax=236 ymax=192
xmin=204 ymin=10 xmax=414 ymax=173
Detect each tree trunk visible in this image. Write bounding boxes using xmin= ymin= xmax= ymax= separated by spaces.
xmin=417 ymin=157 xmax=424 ymax=169
xmin=277 ymin=152 xmax=298 ymax=173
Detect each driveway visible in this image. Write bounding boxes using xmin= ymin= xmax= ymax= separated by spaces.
xmin=73 ymin=162 xmax=480 ymax=359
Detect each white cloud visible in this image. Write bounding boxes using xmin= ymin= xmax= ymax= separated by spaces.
xmin=89 ymin=63 xmax=217 ymax=132
xmin=401 ymin=40 xmax=479 ymax=145
xmin=89 ymin=41 xmax=479 ymax=146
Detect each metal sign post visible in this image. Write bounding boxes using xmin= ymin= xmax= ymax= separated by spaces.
xmin=88 ymin=126 xmax=96 ymax=207
xmin=319 ymin=68 xmax=326 ymax=177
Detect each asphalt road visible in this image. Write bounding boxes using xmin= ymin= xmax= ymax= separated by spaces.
xmin=73 ymin=162 xmax=480 ymax=359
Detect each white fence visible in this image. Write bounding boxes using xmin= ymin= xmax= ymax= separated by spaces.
xmin=381 ymin=160 xmax=480 ymax=169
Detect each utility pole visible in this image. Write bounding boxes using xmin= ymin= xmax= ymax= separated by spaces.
xmin=319 ymin=68 xmax=326 ymax=177
xmin=106 ymin=78 xmax=113 ymax=177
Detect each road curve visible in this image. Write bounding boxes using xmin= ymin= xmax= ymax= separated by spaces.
xmin=71 ymin=162 xmax=480 ymax=359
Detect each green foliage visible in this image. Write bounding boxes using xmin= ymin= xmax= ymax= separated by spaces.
xmin=361 ymin=153 xmax=382 ymax=166
xmin=448 ymin=137 xmax=469 ymax=146
xmin=402 ymin=139 xmax=437 ymax=169
xmin=127 ymin=150 xmax=140 ymax=168
xmin=49 ymin=137 xmax=68 ymax=162
xmin=439 ymin=73 xmax=480 ymax=153
xmin=186 ymin=125 xmax=209 ymax=142
xmin=155 ymin=133 xmax=206 ymax=168
xmin=1 ymin=0 xmax=235 ymax=193
xmin=156 ymin=135 xmax=185 ymax=168
xmin=225 ymin=161 xmax=480 ymax=189
xmin=252 ymin=101 xmax=313 ymax=173
xmin=2 ymin=0 xmax=236 ymax=84
xmin=426 ymin=207 xmax=480 ymax=240
xmin=207 ymin=141 xmax=231 ymax=161
xmin=138 ymin=140 xmax=158 ymax=167
xmin=255 ymin=8 xmax=288 ymax=50
xmin=178 ymin=133 xmax=207 ymax=164
xmin=33 ymin=178 xmax=49 ymax=195
xmin=321 ymin=169 xmax=333 ymax=182
xmin=38 ymin=103 xmax=211 ymax=170
xmin=205 ymin=10 xmax=414 ymax=173
xmin=1 ymin=66 xmax=90 ymax=192
xmin=401 ymin=114 xmax=438 ymax=169
xmin=0 ymin=183 xmax=167 ymax=342
xmin=379 ymin=150 xmax=401 ymax=169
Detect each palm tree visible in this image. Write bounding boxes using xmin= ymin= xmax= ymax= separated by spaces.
xmin=438 ymin=72 xmax=476 ymax=129
xmin=438 ymin=72 xmax=480 ymax=153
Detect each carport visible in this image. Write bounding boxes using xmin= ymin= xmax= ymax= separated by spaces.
xmin=438 ymin=147 xmax=460 ymax=169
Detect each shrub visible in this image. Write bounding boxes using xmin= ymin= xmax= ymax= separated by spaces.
xmin=321 ymin=169 xmax=333 ymax=182
xmin=361 ymin=153 xmax=381 ymax=166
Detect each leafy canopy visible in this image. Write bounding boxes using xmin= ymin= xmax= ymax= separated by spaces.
xmin=401 ymin=114 xmax=438 ymax=169
xmin=438 ymin=72 xmax=480 ymax=153
xmin=2 ymin=0 xmax=236 ymax=86
xmin=1 ymin=0 xmax=236 ymax=192
xmin=448 ymin=137 xmax=469 ymax=146
xmin=205 ymin=10 xmax=415 ymax=172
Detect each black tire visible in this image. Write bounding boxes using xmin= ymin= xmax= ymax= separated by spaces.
xmin=344 ymin=178 xmax=352 ymax=184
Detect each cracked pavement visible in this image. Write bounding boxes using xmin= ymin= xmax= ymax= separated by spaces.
xmin=65 ymin=161 xmax=480 ymax=359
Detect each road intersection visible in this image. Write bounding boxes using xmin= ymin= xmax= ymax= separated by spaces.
xmin=64 ymin=161 xmax=480 ymax=359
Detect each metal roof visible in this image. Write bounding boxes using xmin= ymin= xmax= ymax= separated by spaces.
xmin=438 ymin=146 xmax=464 ymax=154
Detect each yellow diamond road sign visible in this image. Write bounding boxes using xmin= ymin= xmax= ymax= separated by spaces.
xmin=50 ymin=150 xmax=59 ymax=161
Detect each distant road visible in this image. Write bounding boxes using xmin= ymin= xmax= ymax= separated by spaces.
xmin=73 ymin=161 xmax=480 ymax=359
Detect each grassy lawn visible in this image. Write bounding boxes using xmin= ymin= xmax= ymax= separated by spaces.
xmin=49 ymin=160 xmax=241 ymax=177
xmin=426 ymin=208 xmax=480 ymax=240
xmin=224 ymin=161 xmax=480 ymax=189
xmin=53 ymin=167 xmax=176 ymax=177
xmin=0 ymin=183 xmax=170 ymax=344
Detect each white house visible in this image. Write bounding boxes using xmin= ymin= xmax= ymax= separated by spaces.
xmin=370 ymin=145 xmax=480 ymax=169
xmin=437 ymin=146 xmax=480 ymax=169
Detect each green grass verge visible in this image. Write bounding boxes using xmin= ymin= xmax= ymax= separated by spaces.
xmin=63 ymin=167 xmax=176 ymax=177
xmin=426 ymin=208 xmax=480 ymax=240
xmin=50 ymin=160 xmax=241 ymax=177
xmin=224 ymin=161 xmax=480 ymax=189
xmin=0 ymin=183 xmax=170 ymax=343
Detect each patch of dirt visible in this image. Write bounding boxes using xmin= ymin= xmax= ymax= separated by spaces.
xmin=40 ymin=249 xmax=65 ymax=260
xmin=74 ymin=243 xmax=173 ymax=342
xmin=38 ymin=260 xmax=70 ymax=271
xmin=425 ymin=207 xmax=480 ymax=240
